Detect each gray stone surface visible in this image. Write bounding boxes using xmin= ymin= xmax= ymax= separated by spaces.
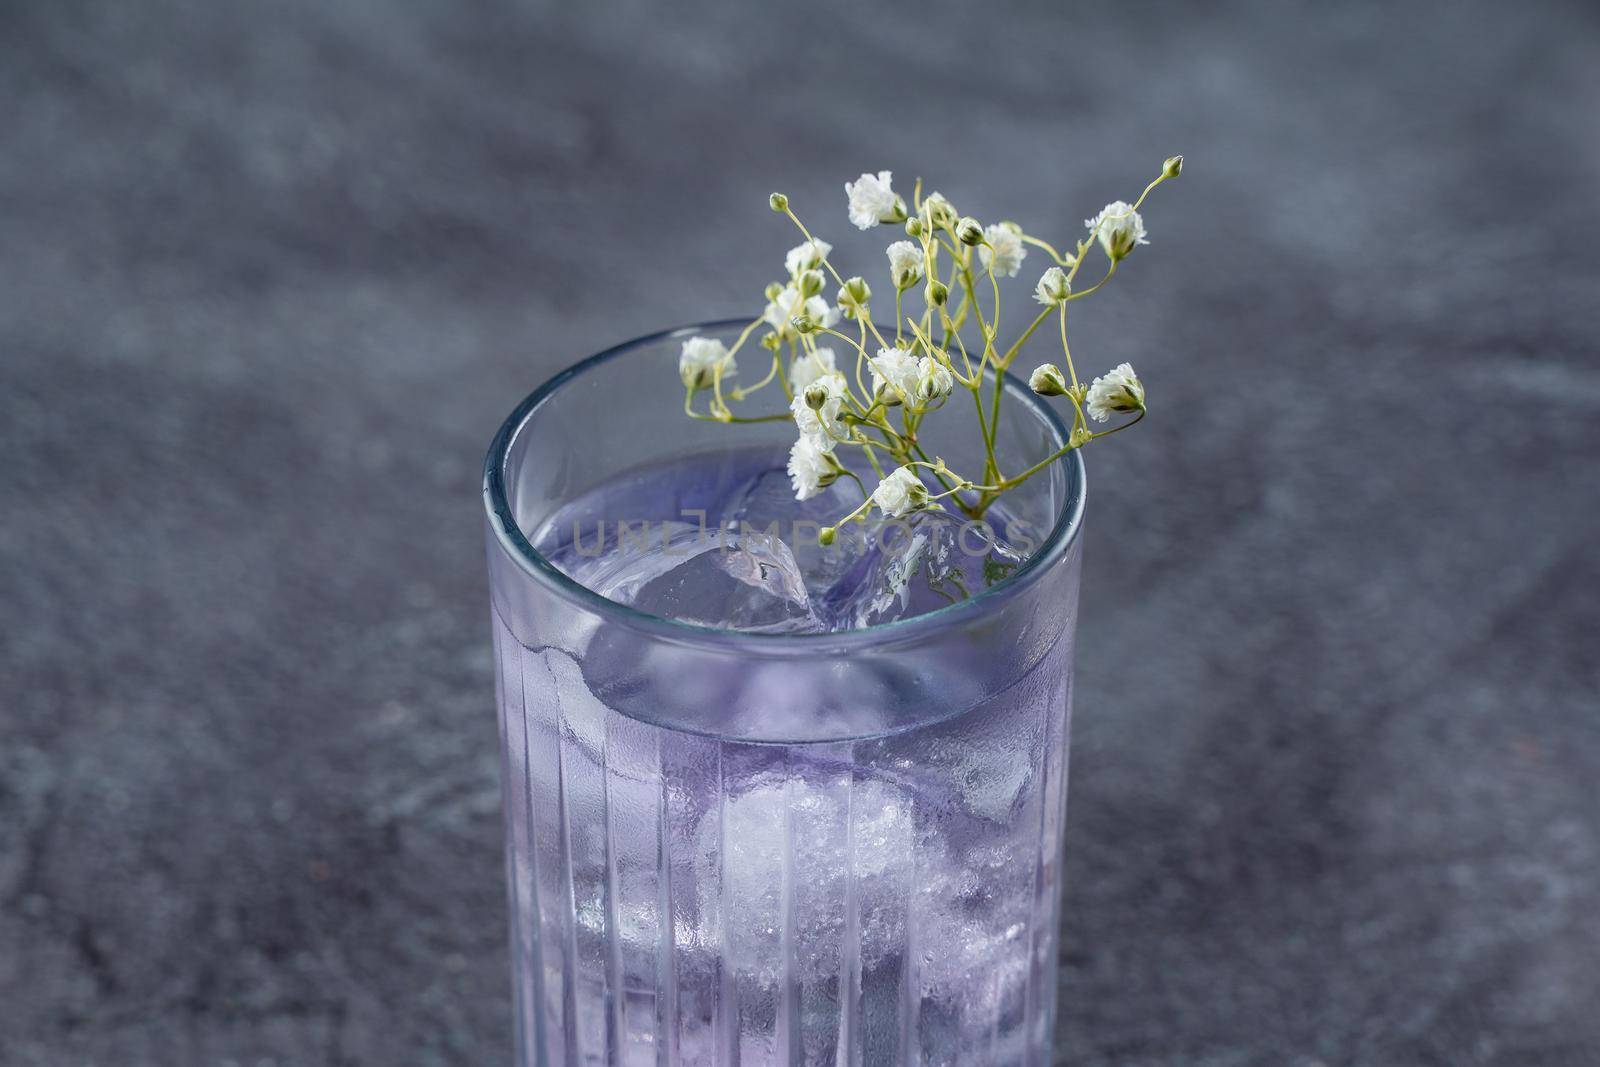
xmin=3 ymin=0 xmax=1598 ymax=1063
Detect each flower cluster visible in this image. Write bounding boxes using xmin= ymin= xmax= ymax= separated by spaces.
xmin=679 ymin=157 xmax=1182 ymax=541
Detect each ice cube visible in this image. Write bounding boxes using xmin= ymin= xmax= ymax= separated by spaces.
xmin=625 ymin=530 xmax=824 ymax=634
xmin=715 ymin=467 xmax=865 ymax=597
xmin=692 ymin=762 xmax=1035 ymax=1035
xmin=542 ymin=513 xmax=825 ymax=633
xmin=542 ymin=520 xmax=702 ymax=602
xmin=695 ymin=771 xmax=925 ymax=985
xmin=821 ymin=511 xmax=1026 ymax=630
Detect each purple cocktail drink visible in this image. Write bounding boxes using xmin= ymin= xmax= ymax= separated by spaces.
xmin=486 ymin=323 xmax=1084 ymax=1066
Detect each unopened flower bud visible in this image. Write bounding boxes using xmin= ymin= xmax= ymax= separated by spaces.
xmin=955 ymin=216 xmax=984 ymax=246
xmin=1163 ymin=155 xmax=1184 ymax=178
xmin=837 ymin=276 xmax=871 ymax=320
xmin=769 ymin=192 xmax=789 ymax=213
xmin=1029 ymin=363 xmax=1069 ymax=397
xmin=904 ymin=216 xmax=924 ymax=238
xmin=790 ymin=314 xmax=818 ymax=335
xmin=922 ymin=192 xmax=956 ymax=230
xmin=803 ymin=382 xmax=830 ymax=410
xmin=915 ymin=356 xmax=955 ymax=403
xmin=799 ymin=269 xmax=825 ymax=297
xmin=764 ymin=281 xmax=784 ymax=302
xmin=760 ymin=331 xmax=782 ymax=353
xmin=818 ymin=526 xmax=837 ymax=546
xmin=925 ymin=280 xmax=949 ymax=307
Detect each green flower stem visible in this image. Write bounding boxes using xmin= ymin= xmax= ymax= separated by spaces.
xmin=994 ymin=442 xmax=1081 ymax=492
xmin=985 ymin=260 xmax=1002 ymax=353
xmin=998 ymin=305 xmax=1054 ymax=370
xmin=1018 ymin=233 xmax=1075 ymax=266
xmin=1056 ymin=303 xmax=1081 ymax=392
xmin=815 ymin=326 xmax=898 ymax=423
xmin=781 ymin=208 xmax=847 ymax=289
xmin=951 ymin=255 xmax=995 ymax=367
xmin=860 ymin=444 xmax=886 ymax=479
xmin=1066 ymin=258 xmax=1117 ymax=302
xmin=940 ymin=249 xmax=1008 ymax=488
xmin=852 ymin=321 xmax=872 ymax=400
xmin=776 ymin=337 xmax=797 ymax=401
xmin=994 ymin=409 xmax=1146 ymax=493
xmin=839 ymin=467 xmax=870 ymax=503
xmin=829 ymin=493 xmax=876 ymax=532
xmin=781 ymin=203 xmax=893 ymax=357
xmin=817 ymin=418 xmax=894 ymax=480
xmin=1091 ymin=408 xmax=1146 ymax=440
xmin=906 ymin=439 xmax=962 ymax=500
xmin=1132 ymin=171 xmax=1172 ymax=211
xmin=947 ymin=286 xmax=971 ymax=331
xmin=985 ymin=374 xmax=1005 ymax=477
xmin=905 ymin=319 xmax=976 ymax=389
xmin=947 ymin=322 xmax=976 ymax=381
xmin=970 ymin=384 xmax=996 ymax=484
xmin=731 ymin=353 xmax=781 ymax=401
xmin=724 ymin=314 xmax=766 ymax=359
xmin=711 ymin=361 xmax=732 ymax=418
xmin=685 ymin=382 xmax=794 ymax=425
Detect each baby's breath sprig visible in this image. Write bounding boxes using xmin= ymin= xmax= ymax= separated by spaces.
xmin=678 ymin=158 xmax=1183 ymax=538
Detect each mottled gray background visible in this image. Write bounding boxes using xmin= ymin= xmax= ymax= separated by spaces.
xmin=3 ymin=0 xmax=1598 ymax=1063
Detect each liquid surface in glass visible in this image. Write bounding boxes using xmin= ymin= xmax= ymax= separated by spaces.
xmin=533 ymin=447 xmax=1041 ymax=634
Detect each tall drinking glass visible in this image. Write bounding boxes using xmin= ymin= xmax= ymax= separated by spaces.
xmin=484 ymin=321 xmax=1086 ymax=1066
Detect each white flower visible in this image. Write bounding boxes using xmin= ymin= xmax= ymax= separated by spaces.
xmin=978 ymin=223 xmax=1026 ymax=278
xmin=886 ymin=240 xmax=925 ymax=289
xmin=869 ymin=346 xmax=920 ymax=403
xmin=1084 ymin=201 xmax=1148 ymax=261
xmin=845 ymin=171 xmax=901 ymax=230
xmin=914 ymin=356 xmax=954 ymax=403
xmin=784 ymin=239 xmax=833 ymax=277
xmin=678 ymin=336 xmax=736 ymax=390
xmin=1028 ymin=363 xmax=1068 ymax=396
xmin=787 ymin=435 xmax=838 ymax=500
xmin=789 ymin=347 xmax=838 ymax=394
xmin=1033 ymin=266 xmax=1070 ymax=305
xmin=763 ymin=284 xmax=840 ymax=338
xmin=871 ymin=466 xmax=930 ymax=518
xmin=790 ymin=373 xmax=848 ymax=442
xmin=1085 ymin=362 xmax=1145 ymax=422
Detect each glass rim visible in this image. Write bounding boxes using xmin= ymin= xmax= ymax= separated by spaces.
xmin=483 ymin=318 xmax=1086 ymax=654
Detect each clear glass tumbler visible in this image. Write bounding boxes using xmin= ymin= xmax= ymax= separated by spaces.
xmin=484 ymin=321 xmax=1085 ymax=1066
